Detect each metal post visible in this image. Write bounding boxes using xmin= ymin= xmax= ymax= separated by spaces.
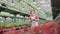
xmin=14 ymin=14 xmax=16 ymax=22
xmin=23 ymin=16 xmax=25 ymax=21
xmin=4 ymin=17 xmax=7 ymax=23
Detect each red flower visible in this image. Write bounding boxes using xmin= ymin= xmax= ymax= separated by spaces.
xmin=39 ymin=23 xmax=46 ymax=29
xmin=0 ymin=27 xmax=3 ymax=34
xmin=0 ymin=25 xmax=6 ymax=34
xmin=47 ymin=22 xmax=58 ymax=27
xmin=23 ymin=26 xmax=28 ymax=31
xmin=9 ymin=26 xmax=15 ymax=31
xmin=42 ymin=22 xmax=55 ymax=34
xmin=33 ymin=26 xmax=39 ymax=32
xmin=56 ymin=23 xmax=60 ymax=34
xmin=29 ymin=28 xmax=35 ymax=34
xmin=1 ymin=25 xmax=6 ymax=30
xmin=5 ymin=26 xmax=17 ymax=34
xmin=17 ymin=28 xmax=23 ymax=34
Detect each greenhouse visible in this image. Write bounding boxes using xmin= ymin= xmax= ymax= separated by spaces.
xmin=0 ymin=0 xmax=60 ymax=34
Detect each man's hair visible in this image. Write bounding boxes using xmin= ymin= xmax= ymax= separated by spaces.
xmin=30 ymin=9 xmax=35 ymax=14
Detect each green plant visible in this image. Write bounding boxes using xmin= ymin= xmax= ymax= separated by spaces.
xmin=17 ymin=0 xmax=46 ymax=18
xmin=0 ymin=22 xmax=31 ymax=29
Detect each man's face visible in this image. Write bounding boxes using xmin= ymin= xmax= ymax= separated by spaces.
xmin=31 ymin=11 xmax=34 ymax=14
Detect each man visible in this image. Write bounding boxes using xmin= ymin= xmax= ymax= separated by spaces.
xmin=29 ymin=9 xmax=39 ymax=28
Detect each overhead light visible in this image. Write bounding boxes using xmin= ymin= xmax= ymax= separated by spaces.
xmin=12 ymin=3 xmax=15 ymax=5
xmin=33 ymin=2 xmax=36 ymax=4
xmin=22 ymin=8 xmax=24 ymax=10
xmin=1 ymin=21 xmax=4 ymax=22
xmin=38 ymin=7 xmax=41 ymax=9
xmin=17 ymin=14 xmax=20 ymax=16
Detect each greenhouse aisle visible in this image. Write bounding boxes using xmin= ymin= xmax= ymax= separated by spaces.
xmin=0 ymin=0 xmax=60 ymax=34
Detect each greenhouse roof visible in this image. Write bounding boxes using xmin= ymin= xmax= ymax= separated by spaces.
xmin=0 ymin=0 xmax=53 ymax=20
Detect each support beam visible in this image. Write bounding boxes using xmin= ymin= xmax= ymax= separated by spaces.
xmin=23 ymin=16 xmax=25 ymax=21
xmin=52 ymin=8 xmax=60 ymax=19
xmin=51 ymin=0 xmax=60 ymax=19
xmin=3 ymin=17 xmax=7 ymax=23
xmin=13 ymin=14 xmax=16 ymax=22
